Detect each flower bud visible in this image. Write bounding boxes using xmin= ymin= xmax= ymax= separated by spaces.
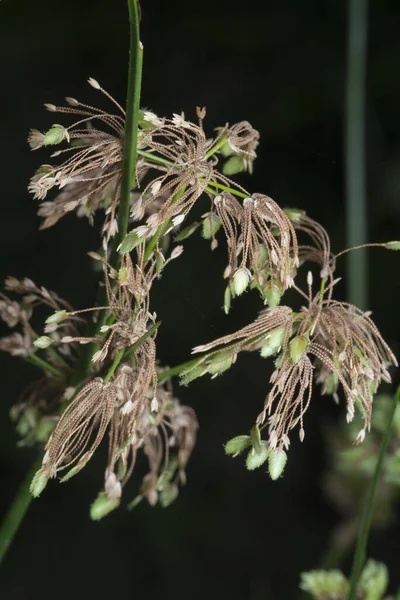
xmin=33 ymin=335 xmax=53 ymax=349
xmin=45 ymin=310 xmax=68 ymax=325
xmin=246 ymin=445 xmax=269 ymax=470
xmin=233 ymin=267 xmax=251 ymax=296
xmin=260 ymin=327 xmax=286 ymax=358
xmin=289 ymin=336 xmax=308 ymax=363
xmin=43 ymin=125 xmax=69 ymax=146
xmin=384 ymin=241 xmax=400 ymax=250
xmin=263 ymin=281 xmax=282 ymax=307
xmin=30 ymin=468 xmax=48 ymax=497
xmin=222 ymin=155 xmax=244 ymax=176
xmin=90 ymin=493 xmax=119 ymax=521
xmin=267 ymin=448 xmax=287 ymax=480
xmin=159 ymin=484 xmax=179 ymax=508
xmin=202 ymin=213 xmax=222 ymax=239
xmin=224 ymin=285 xmax=231 ymax=315
xmin=175 ymin=221 xmax=200 ymax=241
xmin=284 ymin=208 xmax=306 ymax=223
xmin=118 ymin=267 xmax=128 ymax=281
xmin=207 ymin=351 xmax=235 ymax=376
xmin=118 ymin=231 xmax=142 ymax=254
xmin=225 ymin=435 xmax=251 ymax=457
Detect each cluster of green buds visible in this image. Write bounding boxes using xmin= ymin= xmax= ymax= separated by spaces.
xmin=225 ymin=426 xmax=288 ymax=479
xmin=300 ymin=560 xmax=392 ymax=600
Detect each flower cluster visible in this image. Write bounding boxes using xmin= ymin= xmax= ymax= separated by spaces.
xmin=1 ymin=76 xmax=395 ymax=516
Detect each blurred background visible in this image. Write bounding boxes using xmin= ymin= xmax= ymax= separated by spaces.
xmin=0 ymin=0 xmax=400 ymax=598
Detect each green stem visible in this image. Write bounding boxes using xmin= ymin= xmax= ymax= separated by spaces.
xmin=345 ymin=0 xmax=368 ymax=310
xmin=137 ymin=148 xmax=249 ymax=200
xmin=115 ymin=0 xmax=143 ymax=252
xmin=205 ymin=135 xmax=228 ymax=159
xmin=143 ymin=187 xmax=186 ymax=262
xmin=347 ymin=387 xmax=400 ymax=600
xmin=103 ymin=321 xmax=161 ymax=382
xmin=26 ymin=353 xmax=64 ymax=378
xmin=0 ymin=455 xmax=42 ymax=564
xmin=158 ymin=357 xmax=201 ymax=382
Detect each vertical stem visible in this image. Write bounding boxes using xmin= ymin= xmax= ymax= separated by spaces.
xmin=345 ymin=0 xmax=368 ymax=309
xmin=346 ymin=387 xmax=400 ymax=600
xmin=0 ymin=455 xmax=42 ymax=564
xmin=115 ymin=0 xmax=143 ymax=251
xmin=0 ymin=0 xmax=143 ymax=567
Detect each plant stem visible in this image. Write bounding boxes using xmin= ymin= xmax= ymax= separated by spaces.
xmin=0 ymin=0 xmax=143 ymax=567
xmin=205 ymin=135 xmax=228 ymax=159
xmin=115 ymin=0 xmax=143 ymax=252
xmin=345 ymin=0 xmax=368 ymax=310
xmin=137 ymin=148 xmax=249 ymax=199
xmin=158 ymin=357 xmax=202 ymax=382
xmin=25 ymin=353 xmax=64 ymax=379
xmin=346 ymin=386 xmax=400 ymax=600
xmin=0 ymin=455 xmax=42 ymax=564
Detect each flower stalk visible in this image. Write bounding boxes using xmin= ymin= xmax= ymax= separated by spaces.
xmin=347 ymin=386 xmax=400 ymax=600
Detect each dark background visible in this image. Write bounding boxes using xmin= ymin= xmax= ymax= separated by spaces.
xmin=0 ymin=0 xmax=400 ymax=598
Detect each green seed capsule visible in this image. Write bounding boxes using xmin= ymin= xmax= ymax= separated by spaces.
xmin=289 ymin=336 xmax=308 ymax=363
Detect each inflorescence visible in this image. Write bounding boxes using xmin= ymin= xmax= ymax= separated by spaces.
xmin=0 ymin=78 xmax=398 ymax=517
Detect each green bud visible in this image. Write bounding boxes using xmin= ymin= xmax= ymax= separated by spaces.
xmin=359 ymin=560 xmax=388 ymax=600
xmin=43 ymin=125 xmax=69 ymax=146
xmin=233 ymin=267 xmax=251 ymax=296
xmin=90 ymin=493 xmax=119 ymax=521
xmin=207 ymin=351 xmax=234 ymax=376
xmin=45 ymin=310 xmax=68 ymax=325
xmin=384 ymin=241 xmax=400 ymax=250
xmin=250 ymin=425 xmax=263 ymax=453
xmin=222 ymin=155 xmax=244 ymax=176
xmin=246 ymin=445 xmax=269 ymax=470
xmin=289 ymin=336 xmax=308 ymax=363
xmin=118 ymin=267 xmax=128 ymax=281
xmin=30 ymin=468 xmax=48 ymax=498
xmin=225 ymin=435 xmax=251 ymax=457
xmin=127 ymin=495 xmax=143 ymax=510
xmin=59 ymin=463 xmax=86 ymax=483
xmin=284 ymin=208 xmax=306 ymax=224
xmin=260 ymin=327 xmax=286 ymax=358
xmin=159 ymin=484 xmax=179 ymax=508
xmin=118 ymin=231 xmax=142 ymax=254
xmin=35 ymin=417 xmax=56 ymax=443
xmin=155 ymin=250 xmax=165 ymax=276
xmin=254 ymin=244 xmax=268 ymax=267
xmin=268 ymin=448 xmax=287 ymax=480
xmin=175 ymin=221 xmax=200 ymax=241
xmin=219 ymin=140 xmax=234 ymax=157
xmin=180 ymin=364 xmax=208 ymax=385
xmin=202 ymin=213 xmax=222 ymax=239
xmin=300 ymin=570 xmax=348 ymax=599
xmin=34 ymin=335 xmax=53 ymax=349
xmin=224 ymin=285 xmax=231 ymax=315
xmin=263 ymin=281 xmax=282 ymax=307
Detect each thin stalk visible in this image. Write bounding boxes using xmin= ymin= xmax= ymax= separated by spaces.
xmin=115 ymin=0 xmax=143 ymax=252
xmin=345 ymin=0 xmax=368 ymax=309
xmin=0 ymin=0 xmax=143 ymax=567
xmin=143 ymin=187 xmax=186 ymax=262
xmin=205 ymin=136 xmax=228 ymax=159
xmin=25 ymin=353 xmax=64 ymax=379
xmin=346 ymin=387 xmax=400 ymax=600
xmin=0 ymin=455 xmax=43 ymax=564
xmin=158 ymin=357 xmax=202 ymax=382
xmin=137 ymin=148 xmax=249 ymax=199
